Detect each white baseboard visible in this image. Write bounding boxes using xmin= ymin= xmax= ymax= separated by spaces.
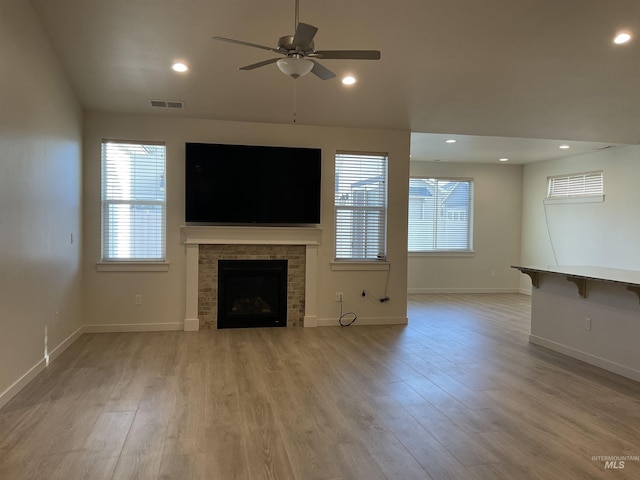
xmin=408 ymin=287 xmax=521 ymax=294
xmin=83 ymin=322 xmax=184 ymax=333
xmin=0 ymin=326 xmax=83 ymax=410
xmin=316 ymin=316 xmax=408 ymax=327
xmin=529 ymin=334 xmax=640 ymax=382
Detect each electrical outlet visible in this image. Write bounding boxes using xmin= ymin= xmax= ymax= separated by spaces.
xmin=585 ymin=317 xmax=591 ymax=330
xmin=135 ymin=295 xmax=143 ymax=305
xmin=335 ymin=292 xmax=343 ymax=302
xmin=491 ymin=269 xmax=496 ymax=277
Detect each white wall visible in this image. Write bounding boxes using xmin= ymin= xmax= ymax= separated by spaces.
xmin=408 ymin=161 xmax=523 ymax=293
xmin=0 ymin=0 xmax=83 ymax=407
xmin=521 ymin=145 xmax=640 ymax=291
xmin=83 ymin=113 xmax=410 ymax=328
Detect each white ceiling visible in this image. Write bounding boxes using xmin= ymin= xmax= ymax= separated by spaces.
xmin=31 ymin=0 xmax=640 ymax=162
xmin=410 ymin=133 xmax=628 ymax=164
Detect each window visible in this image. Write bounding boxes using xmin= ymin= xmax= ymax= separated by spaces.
xmin=101 ymin=140 xmax=166 ymax=261
xmin=408 ymin=178 xmax=473 ymax=252
xmin=335 ymin=152 xmax=388 ymax=261
xmin=547 ymin=171 xmax=604 ymax=199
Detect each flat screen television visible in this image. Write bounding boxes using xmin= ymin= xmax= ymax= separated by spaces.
xmin=185 ymin=142 xmax=322 ymax=224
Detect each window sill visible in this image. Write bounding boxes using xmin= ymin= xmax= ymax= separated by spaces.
xmin=331 ymin=261 xmax=390 ymax=271
xmin=544 ymin=195 xmax=604 ymax=205
xmin=409 ymin=251 xmax=475 ymax=257
xmin=96 ymin=262 xmax=170 ymax=272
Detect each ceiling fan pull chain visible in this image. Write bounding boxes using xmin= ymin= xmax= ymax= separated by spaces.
xmin=292 ymin=79 xmax=297 ymax=124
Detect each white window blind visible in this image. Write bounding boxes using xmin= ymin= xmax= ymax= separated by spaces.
xmin=547 ymin=171 xmax=603 ymax=198
xmin=335 ymin=152 xmax=388 ymax=260
xmin=408 ymin=178 xmax=473 ymax=252
xmin=101 ymin=140 xmax=166 ymax=261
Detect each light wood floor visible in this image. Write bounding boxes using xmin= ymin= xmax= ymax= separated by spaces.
xmin=1 ymin=293 xmax=639 ymax=479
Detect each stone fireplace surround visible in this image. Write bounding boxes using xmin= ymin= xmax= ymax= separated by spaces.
xmin=181 ymin=226 xmax=322 ymax=331
xmin=200 ymin=246 xmax=303 ymax=329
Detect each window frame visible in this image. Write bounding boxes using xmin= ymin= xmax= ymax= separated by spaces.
xmin=334 ymin=151 xmax=388 ymax=262
xmin=408 ymin=177 xmax=474 ymax=254
xmin=545 ymin=170 xmax=604 ymax=204
xmin=100 ymin=139 xmax=167 ymax=266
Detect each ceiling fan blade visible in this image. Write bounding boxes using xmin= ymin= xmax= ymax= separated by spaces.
xmin=239 ymin=58 xmax=280 ymax=71
xmin=292 ymin=22 xmax=318 ymax=50
xmin=310 ymin=60 xmax=336 ymax=80
xmin=212 ymin=36 xmax=282 ymax=54
xmin=313 ymin=50 xmax=381 ymax=60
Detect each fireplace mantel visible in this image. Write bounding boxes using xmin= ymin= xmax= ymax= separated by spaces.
xmin=182 ymin=225 xmax=323 ymax=246
xmin=181 ymin=226 xmax=322 ymax=330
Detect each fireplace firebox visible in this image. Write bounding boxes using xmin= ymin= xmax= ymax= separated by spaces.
xmin=217 ymin=259 xmax=288 ymax=329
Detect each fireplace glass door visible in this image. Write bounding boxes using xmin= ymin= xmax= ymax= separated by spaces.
xmin=217 ymin=259 xmax=287 ymax=328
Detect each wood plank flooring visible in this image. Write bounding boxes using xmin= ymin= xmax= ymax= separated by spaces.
xmin=1 ymin=293 xmax=639 ymax=479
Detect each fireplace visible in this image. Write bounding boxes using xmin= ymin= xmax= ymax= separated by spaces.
xmin=181 ymin=226 xmax=322 ymax=331
xmin=217 ymin=259 xmax=288 ymax=329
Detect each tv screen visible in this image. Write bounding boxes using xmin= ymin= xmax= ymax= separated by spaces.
xmin=185 ymin=143 xmax=322 ymax=224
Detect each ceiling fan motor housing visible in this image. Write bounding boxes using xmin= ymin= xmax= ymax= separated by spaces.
xmin=278 ymin=35 xmax=314 ymax=55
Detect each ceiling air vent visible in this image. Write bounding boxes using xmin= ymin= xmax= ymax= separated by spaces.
xmin=149 ymin=100 xmax=185 ymax=109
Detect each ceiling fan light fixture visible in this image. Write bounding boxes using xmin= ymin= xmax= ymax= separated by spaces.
xmin=277 ymin=56 xmax=313 ymax=78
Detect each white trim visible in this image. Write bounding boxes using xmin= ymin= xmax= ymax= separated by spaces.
xmin=181 ymin=225 xmax=322 ymax=246
xmin=408 ymin=287 xmax=521 ymax=294
xmin=184 ymin=318 xmax=200 ymax=332
xmin=543 ymin=195 xmax=604 ymax=205
xmin=529 ymin=335 xmax=640 ymax=382
xmin=96 ymin=261 xmax=170 ymax=272
xmin=408 ymin=251 xmax=475 ymax=257
xmin=303 ymin=315 xmax=318 ymax=327
xmin=83 ymin=322 xmax=183 ymax=333
xmin=316 ymin=316 xmax=408 ymax=327
xmin=331 ymin=261 xmax=390 ymax=271
xmin=0 ymin=326 xmax=83 ymax=410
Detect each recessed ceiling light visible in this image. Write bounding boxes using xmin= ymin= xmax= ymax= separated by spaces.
xmin=445 ymin=139 xmax=456 ymax=144
xmin=342 ymin=76 xmax=356 ymax=85
xmin=499 ymin=158 xmax=509 ymax=162
xmin=613 ymin=32 xmax=632 ymax=45
xmin=559 ymin=145 xmax=570 ymax=149
xmin=171 ymin=62 xmax=189 ymax=73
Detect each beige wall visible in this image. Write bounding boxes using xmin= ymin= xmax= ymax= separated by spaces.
xmin=83 ymin=113 xmax=410 ymax=328
xmin=520 ymin=146 xmax=640 ymax=380
xmin=408 ymin=161 xmax=523 ymax=293
xmin=0 ymin=0 xmax=83 ymax=406
xmin=520 ymin=144 xmax=640 ymax=292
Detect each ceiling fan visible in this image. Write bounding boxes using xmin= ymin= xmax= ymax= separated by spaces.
xmin=212 ymin=0 xmax=381 ymax=80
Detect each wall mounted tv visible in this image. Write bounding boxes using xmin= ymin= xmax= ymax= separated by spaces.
xmin=185 ymin=142 xmax=322 ymax=224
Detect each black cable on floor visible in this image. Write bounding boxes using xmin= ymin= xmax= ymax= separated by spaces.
xmin=338 ymin=298 xmax=357 ymax=327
